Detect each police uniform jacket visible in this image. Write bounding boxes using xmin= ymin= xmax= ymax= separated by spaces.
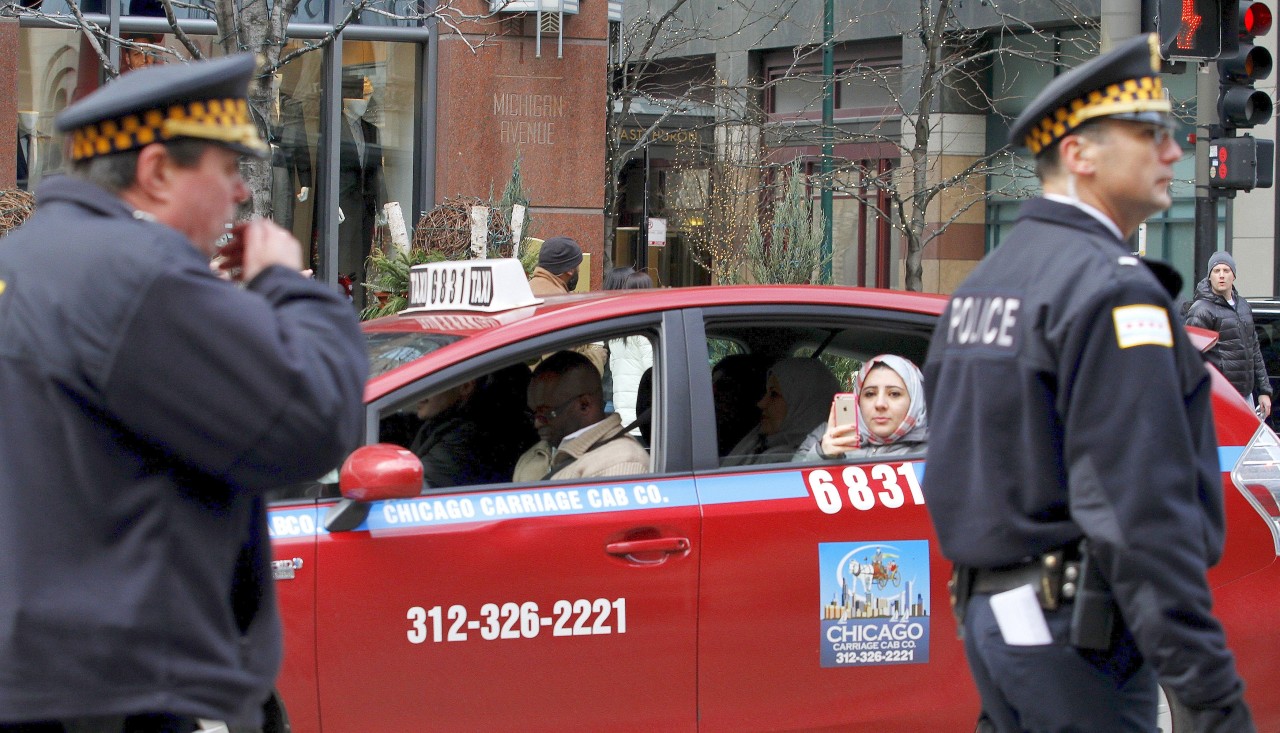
xmin=0 ymin=176 xmax=368 ymax=724
xmin=1185 ymin=278 xmax=1271 ymax=400
xmin=922 ymin=198 xmax=1243 ymax=710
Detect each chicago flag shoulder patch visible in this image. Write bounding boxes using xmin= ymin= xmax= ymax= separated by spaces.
xmin=1112 ymin=304 xmax=1173 ymax=349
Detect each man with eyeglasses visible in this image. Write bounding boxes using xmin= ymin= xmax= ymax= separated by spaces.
xmin=922 ymin=34 xmax=1254 ymax=732
xmin=513 ymin=350 xmax=649 ymax=483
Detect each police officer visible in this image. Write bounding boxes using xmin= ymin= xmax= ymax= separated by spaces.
xmin=0 ymin=56 xmax=368 ymax=732
xmin=923 ymin=34 xmax=1254 ymax=732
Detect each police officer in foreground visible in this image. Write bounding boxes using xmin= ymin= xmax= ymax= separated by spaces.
xmin=923 ymin=34 xmax=1253 ymax=732
xmin=0 ymin=56 xmax=368 ymax=732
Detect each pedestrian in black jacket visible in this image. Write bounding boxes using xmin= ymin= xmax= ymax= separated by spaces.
xmin=0 ymin=55 xmax=368 ymax=733
xmin=1186 ymin=250 xmax=1272 ymax=418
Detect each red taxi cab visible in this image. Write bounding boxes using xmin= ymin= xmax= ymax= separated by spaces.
xmin=260 ymin=259 xmax=1280 ymax=732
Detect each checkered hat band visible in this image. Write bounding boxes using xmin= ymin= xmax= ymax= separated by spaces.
xmin=69 ymin=98 xmax=257 ymax=161
xmin=1024 ymin=76 xmax=1171 ymax=155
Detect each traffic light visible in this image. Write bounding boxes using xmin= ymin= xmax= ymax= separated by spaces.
xmin=1218 ymin=1 xmax=1274 ymax=129
xmin=1159 ymin=0 xmax=1232 ymax=59
xmin=1209 ymin=135 xmax=1276 ymax=189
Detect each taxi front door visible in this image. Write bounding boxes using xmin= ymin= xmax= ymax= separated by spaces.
xmin=309 ymin=477 xmax=700 ymax=732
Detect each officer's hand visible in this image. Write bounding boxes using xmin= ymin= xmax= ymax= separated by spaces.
xmin=1258 ymin=394 xmax=1271 ymax=420
xmin=1188 ymin=700 xmax=1255 ymax=733
xmin=219 ymin=218 xmax=304 ymax=283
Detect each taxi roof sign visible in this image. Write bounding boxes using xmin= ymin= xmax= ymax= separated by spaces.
xmin=402 ymin=259 xmax=541 ymax=314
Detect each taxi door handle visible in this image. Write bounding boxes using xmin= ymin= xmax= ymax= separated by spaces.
xmin=605 ymin=538 xmax=690 ymax=556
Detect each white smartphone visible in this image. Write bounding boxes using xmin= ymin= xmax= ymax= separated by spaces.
xmin=833 ymin=393 xmax=859 ymax=426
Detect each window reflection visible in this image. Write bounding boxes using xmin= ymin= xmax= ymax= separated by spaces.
xmin=273 ymin=43 xmax=324 ymax=255
xmin=18 ymin=28 xmax=84 ymax=189
xmin=344 ymin=0 xmax=421 ymax=26
xmin=123 ymin=0 xmax=205 ymax=19
xmin=277 ymin=0 xmax=327 ymax=22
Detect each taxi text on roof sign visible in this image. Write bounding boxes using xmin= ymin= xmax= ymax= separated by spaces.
xmin=402 ymin=259 xmax=541 ymax=315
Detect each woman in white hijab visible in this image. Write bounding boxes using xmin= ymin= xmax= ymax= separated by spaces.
xmin=795 ymin=354 xmax=928 ymax=461
xmin=723 ymin=357 xmax=840 ymax=466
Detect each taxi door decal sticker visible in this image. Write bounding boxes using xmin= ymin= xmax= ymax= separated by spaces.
xmin=265 ymin=480 xmax=701 ymax=538
xmin=268 ymin=506 xmax=322 ymax=538
xmin=819 ymin=540 xmax=930 ymax=668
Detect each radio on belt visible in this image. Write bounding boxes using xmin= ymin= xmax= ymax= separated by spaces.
xmin=402 ymin=258 xmax=541 ymax=314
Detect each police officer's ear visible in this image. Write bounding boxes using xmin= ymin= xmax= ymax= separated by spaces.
xmin=130 ymin=142 xmax=180 ymax=202
xmin=1057 ymin=133 xmax=1099 ymax=176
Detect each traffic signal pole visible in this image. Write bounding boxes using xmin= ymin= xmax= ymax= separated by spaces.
xmin=1197 ymin=64 xmax=1220 ymax=267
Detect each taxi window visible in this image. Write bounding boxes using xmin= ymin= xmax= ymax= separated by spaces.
xmin=366 ymin=332 xmax=461 ymax=378
xmin=376 ymin=332 xmax=658 ymax=493
xmin=705 ymin=321 xmax=930 ymax=469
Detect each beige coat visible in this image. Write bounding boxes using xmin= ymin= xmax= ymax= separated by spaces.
xmin=529 ymin=267 xmax=569 ymax=296
xmin=513 ymin=413 xmax=649 ymax=482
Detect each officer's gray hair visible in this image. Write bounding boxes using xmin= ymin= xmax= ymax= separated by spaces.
xmin=1035 ymin=121 xmax=1108 ymax=180
xmin=69 ymin=139 xmax=213 ymax=193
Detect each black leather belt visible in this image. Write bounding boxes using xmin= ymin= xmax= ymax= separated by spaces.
xmin=972 ymin=561 xmax=1047 ymax=595
xmin=968 ymin=548 xmax=1080 ymax=611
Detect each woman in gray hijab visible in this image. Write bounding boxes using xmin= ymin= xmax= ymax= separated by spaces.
xmin=795 ymin=353 xmax=928 ymax=461
xmin=722 ymin=357 xmax=840 ymax=466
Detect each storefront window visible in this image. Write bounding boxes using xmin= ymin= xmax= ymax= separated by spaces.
xmin=334 ymin=40 xmax=418 ymax=304
xmin=822 ymin=162 xmax=895 ymax=288
xmin=837 ymin=66 xmax=899 ymax=115
xmin=769 ymin=62 xmax=899 ymax=117
xmin=771 ymin=73 xmax=823 ymax=115
xmin=11 ymin=1 xmax=429 ymax=308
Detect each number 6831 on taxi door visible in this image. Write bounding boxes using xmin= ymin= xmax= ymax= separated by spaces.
xmin=803 ymin=462 xmax=925 ymax=514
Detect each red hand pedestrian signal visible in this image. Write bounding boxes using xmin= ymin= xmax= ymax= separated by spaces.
xmin=1178 ymin=0 xmax=1205 ymax=50
xmin=1159 ymin=0 xmax=1227 ymax=59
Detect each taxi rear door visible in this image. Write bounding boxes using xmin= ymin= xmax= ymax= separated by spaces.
xmin=685 ymin=307 xmax=976 ymax=732
xmin=309 ymin=317 xmax=700 ymax=732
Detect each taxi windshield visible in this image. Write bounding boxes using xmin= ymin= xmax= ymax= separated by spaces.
xmin=366 ymin=332 xmax=461 ymax=378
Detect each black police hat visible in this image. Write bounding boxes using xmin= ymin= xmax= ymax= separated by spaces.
xmin=1008 ymin=33 xmax=1172 ymax=156
xmin=55 ymin=53 xmax=269 ymax=163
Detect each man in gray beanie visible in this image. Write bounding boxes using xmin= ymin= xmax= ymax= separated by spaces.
xmin=1186 ymin=250 xmax=1272 ymax=417
xmin=526 ymin=236 xmax=607 ymax=372
xmin=529 ymin=236 xmax=584 ymax=296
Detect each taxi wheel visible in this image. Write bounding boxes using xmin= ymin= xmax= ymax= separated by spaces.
xmin=1157 ymin=685 xmax=1192 ymax=732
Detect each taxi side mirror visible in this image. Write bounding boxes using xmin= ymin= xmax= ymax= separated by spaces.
xmin=324 ymin=444 xmax=424 ymax=533
xmin=339 ymin=443 xmax=424 ymax=501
